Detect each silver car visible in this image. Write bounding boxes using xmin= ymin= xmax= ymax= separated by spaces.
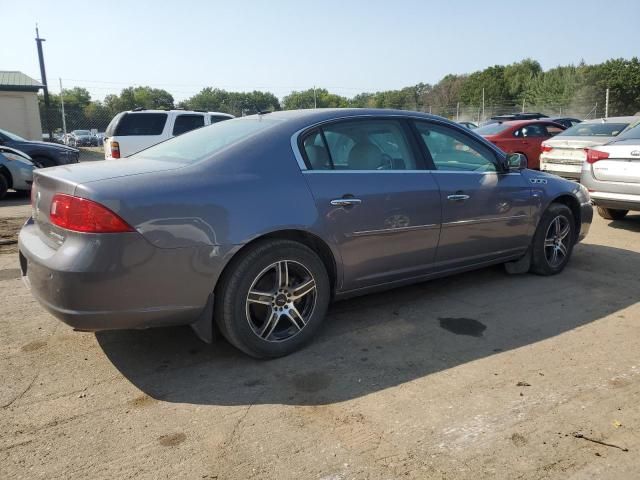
xmin=581 ymin=122 xmax=640 ymax=220
xmin=19 ymin=109 xmax=593 ymax=358
xmin=540 ymin=116 xmax=639 ymax=180
xmin=0 ymin=146 xmax=36 ymax=199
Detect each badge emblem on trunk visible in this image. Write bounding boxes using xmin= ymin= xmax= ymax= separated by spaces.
xmin=631 ymin=150 xmax=640 ymax=157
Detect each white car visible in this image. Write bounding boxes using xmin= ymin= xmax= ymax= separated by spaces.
xmin=581 ymin=122 xmax=640 ymax=220
xmin=539 ymin=116 xmax=639 ymax=180
xmin=103 ymin=109 xmax=234 ymax=159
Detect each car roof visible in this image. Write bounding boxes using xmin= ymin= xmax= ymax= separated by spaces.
xmin=579 ymin=116 xmax=640 ymax=124
xmin=125 ymin=109 xmax=234 ymax=116
xmin=488 ymin=119 xmax=565 ymax=128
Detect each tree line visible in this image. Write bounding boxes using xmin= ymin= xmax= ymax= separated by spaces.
xmin=40 ymin=57 xmax=640 ymax=132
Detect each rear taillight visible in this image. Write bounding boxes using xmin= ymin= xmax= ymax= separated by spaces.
xmin=585 ymin=149 xmax=609 ymax=164
xmin=49 ymin=194 xmax=134 ymax=233
xmin=111 ymin=140 xmax=121 ymax=159
xmin=541 ymin=145 xmax=553 ymax=153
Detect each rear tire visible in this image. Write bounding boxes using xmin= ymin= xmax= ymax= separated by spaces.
xmin=530 ymin=203 xmax=575 ymax=276
xmin=0 ymin=174 xmax=8 ymax=199
xmin=597 ymin=207 xmax=628 ymax=220
xmin=215 ymin=239 xmax=330 ymax=358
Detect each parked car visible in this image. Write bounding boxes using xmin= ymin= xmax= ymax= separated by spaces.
xmin=548 ymin=117 xmax=582 ymax=129
xmin=67 ymin=130 xmax=98 ymax=147
xmin=103 ymin=109 xmax=234 ymax=159
xmin=481 ymin=112 xmax=548 ymax=126
xmin=475 ymin=119 xmax=566 ymax=169
xmin=0 ymin=128 xmax=79 ymax=168
xmin=458 ymin=121 xmax=477 ymax=129
xmin=540 ymin=116 xmax=639 ymax=180
xmin=19 ymin=109 xmax=592 ymax=358
xmin=95 ymin=132 xmax=105 ymax=146
xmin=0 ymin=146 xmax=36 ymax=199
xmin=581 ymin=121 xmax=640 ymax=220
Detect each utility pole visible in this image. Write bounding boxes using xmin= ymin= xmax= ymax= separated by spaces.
xmin=522 ymin=97 xmax=525 ymax=113
xmin=605 ymin=88 xmax=610 ymax=118
xmin=313 ymin=86 xmax=317 ymax=109
xmin=456 ymin=102 xmax=460 ymax=122
xmin=59 ymin=78 xmax=67 ymax=138
xmin=35 ymin=24 xmax=52 ymax=140
xmin=481 ymin=88 xmax=485 ymax=122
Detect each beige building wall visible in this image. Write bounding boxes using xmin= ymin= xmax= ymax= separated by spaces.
xmin=0 ymin=91 xmax=43 ymax=140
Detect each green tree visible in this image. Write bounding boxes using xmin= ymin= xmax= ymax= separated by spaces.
xmin=282 ymin=88 xmax=349 ymax=109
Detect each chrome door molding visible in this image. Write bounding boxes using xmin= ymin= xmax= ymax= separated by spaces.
xmin=348 ymin=223 xmax=439 ymax=238
xmin=442 ymin=214 xmax=529 ymax=228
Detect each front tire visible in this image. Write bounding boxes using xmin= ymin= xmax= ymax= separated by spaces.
xmin=215 ymin=239 xmax=330 ymax=358
xmin=597 ymin=207 xmax=628 ymax=220
xmin=530 ymin=203 xmax=575 ymax=275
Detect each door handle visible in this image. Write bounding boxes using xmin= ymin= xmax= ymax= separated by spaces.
xmin=330 ymin=198 xmax=362 ymax=207
xmin=447 ymin=194 xmax=470 ymax=201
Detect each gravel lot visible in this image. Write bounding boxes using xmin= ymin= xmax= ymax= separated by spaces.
xmin=1 ymin=196 xmax=639 ymax=479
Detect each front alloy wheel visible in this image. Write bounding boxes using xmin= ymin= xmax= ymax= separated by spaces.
xmin=543 ymin=215 xmax=571 ymax=268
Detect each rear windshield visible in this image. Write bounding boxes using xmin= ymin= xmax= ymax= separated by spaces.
xmin=114 ymin=113 xmax=168 ymax=136
xmin=612 ymin=122 xmax=640 ymax=141
xmin=558 ymin=122 xmax=628 ymax=137
xmin=134 ymin=116 xmax=283 ymax=164
xmin=474 ymin=123 xmax=510 ymax=135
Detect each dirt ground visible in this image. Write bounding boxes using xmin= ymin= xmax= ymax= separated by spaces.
xmin=1 ymin=196 xmax=639 ymax=480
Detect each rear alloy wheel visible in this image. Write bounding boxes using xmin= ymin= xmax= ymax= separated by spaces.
xmin=597 ymin=207 xmax=628 ymax=221
xmin=215 ymin=239 xmax=330 ymax=358
xmin=530 ymin=203 xmax=575 ymax=275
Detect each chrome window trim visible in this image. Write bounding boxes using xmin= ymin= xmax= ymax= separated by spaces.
xmin=289 ymin=113 xmax=504 ymax=172
xmin=348 ymin=224 xmax=439 ymax=238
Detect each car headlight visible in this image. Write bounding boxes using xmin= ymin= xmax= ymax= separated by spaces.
xmin=3 ymin=152 xmax=34 ymax=166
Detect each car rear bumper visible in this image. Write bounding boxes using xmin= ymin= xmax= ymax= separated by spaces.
xmin=589 ymin=191 xmax=640 ymax=212
xmin=18 ymin=219 xmax=228 ymax=332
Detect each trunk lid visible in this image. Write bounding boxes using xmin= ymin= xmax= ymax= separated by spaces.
xmin=592 ymin=141 xmax=640 ymax=184
xmin=30 ymin=159 xmax=185 ymax=247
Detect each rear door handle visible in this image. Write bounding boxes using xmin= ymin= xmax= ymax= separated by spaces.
xmin=447 ymin=194 xmax=470 ymax=201
xmin=330 ymin=198 xmax=362 ymax=207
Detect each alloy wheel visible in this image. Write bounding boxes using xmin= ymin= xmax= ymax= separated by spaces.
xmin=245 ymin=260 xmax=317 ymax=342
xmin=544 ymin=215 xmax=571 ymax=268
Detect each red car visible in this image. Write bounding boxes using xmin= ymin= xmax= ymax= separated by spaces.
xmin=474 ymin=120 xmax=566 ymax=169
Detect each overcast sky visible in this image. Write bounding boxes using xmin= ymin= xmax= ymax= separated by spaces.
xmin=4 ymin=0 xmax=639 ymax=101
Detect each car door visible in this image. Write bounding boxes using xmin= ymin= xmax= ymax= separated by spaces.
xmin=412 ymin=120 xmax=534 ymax=270
xmin=299 ymin=118 xmax=442 ymax=292
xmin=514 ymin=123 xmax=549 ymax=169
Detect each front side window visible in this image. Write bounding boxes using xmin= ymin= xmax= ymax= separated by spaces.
xmin=414 ymin=122 xmax=497 ymax=172
xmin=301 ymin=119 xmax=418 ymax=171
xmin=173 ymin=114 xmax=205 ymax=136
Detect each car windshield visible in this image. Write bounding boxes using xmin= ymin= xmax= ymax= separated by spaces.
xmin=134 ymin=115 xmax=283 ymax=164
xmin=0 ymin=128 xmax=26 ymax=141
xmin=558 ymin=122 xmax=628 ymax=137
xmin=474 ymin=123 xmax=510 ymax=135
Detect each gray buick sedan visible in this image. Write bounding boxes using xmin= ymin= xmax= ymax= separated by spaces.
xmin=19 ymin=109 xmax=592 ymax=358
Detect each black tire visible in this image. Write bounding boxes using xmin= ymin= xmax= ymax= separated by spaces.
xmin=597 ymin=206 xmax=628 ymax=220
xmin=530 ymin=203 xmax=575 ymax=276
xmin=215 ymin=239 xmax=330 ymax=358
xmin=31 ymin=156 xmax=56 ymax=168
xmin=0 ymin=174 xmax=8 ymax=200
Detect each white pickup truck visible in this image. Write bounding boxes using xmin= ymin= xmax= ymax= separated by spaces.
xmin=104 ymin=109 xmax=234 ymax=159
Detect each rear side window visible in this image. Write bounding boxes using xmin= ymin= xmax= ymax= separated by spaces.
xmin=545 ymin=125 xmax=564 ymax=136
xmin=210 ymin=115 xmax=231 ymax=124
xmin=114 ymin=113 xmax=168 ymax=136
xmin=173 ymin=114 xmax=205 ymax=136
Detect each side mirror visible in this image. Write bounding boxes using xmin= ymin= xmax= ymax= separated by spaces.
xmin=505 ymin=153 xmax=527 ymax=171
